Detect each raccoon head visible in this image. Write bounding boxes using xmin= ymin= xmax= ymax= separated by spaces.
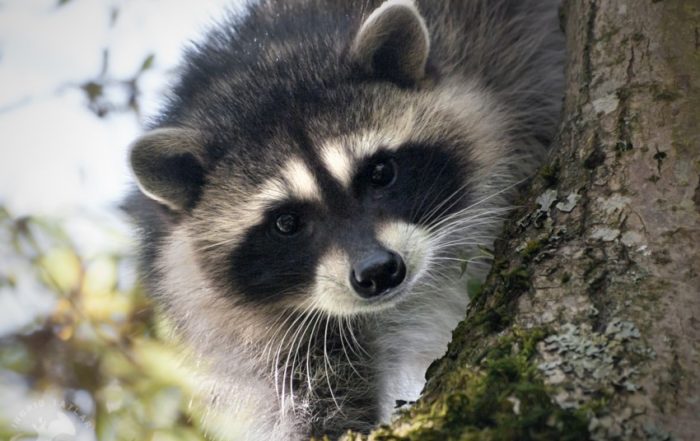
xmin=129 ymin=0 xmax=515 ymax=326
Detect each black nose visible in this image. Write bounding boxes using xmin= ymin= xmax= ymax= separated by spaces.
xmin=350 ymin=250 xmax=407 ymax=298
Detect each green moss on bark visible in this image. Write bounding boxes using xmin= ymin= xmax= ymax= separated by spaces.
xmin=350 ymin=329 xmax=589 ymax=441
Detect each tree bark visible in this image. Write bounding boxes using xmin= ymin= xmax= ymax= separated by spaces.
xmin=348 ymin=1 xmax=700 ymax=439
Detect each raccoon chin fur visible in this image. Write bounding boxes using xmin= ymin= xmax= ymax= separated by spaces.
xmin=124 ymin=0 xmax=565 ymax=439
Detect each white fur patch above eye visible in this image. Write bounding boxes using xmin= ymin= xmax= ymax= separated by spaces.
xmin=282 ymin=159 xmax=321 ymax=201
xmin=321 ymin=143 xmax=354 ymax=188
xmin=350 ymin=122 xmax=416 ymax=159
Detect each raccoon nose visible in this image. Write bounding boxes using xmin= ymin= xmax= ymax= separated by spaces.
xmin=350 ymin=250 xmax=407 ymax=298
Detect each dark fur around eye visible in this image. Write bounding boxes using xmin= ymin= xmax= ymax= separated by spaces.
xmin=226 ymin=202 xmax=323 ymax=304
xmin=354 ymin=144 xmax=471 ymax=225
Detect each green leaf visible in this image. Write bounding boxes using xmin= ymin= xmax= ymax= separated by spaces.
xmin=140 ymin=54 xmax=155 ymax=72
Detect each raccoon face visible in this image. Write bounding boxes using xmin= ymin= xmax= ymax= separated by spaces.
xmin=203 ymin=139 xmax=472 ymax=316
xmin=129 ymin=0 xmax=511 ymax=319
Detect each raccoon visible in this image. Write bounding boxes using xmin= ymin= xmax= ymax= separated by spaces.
xmin=125 ymin=0 xmax=565 ymax=438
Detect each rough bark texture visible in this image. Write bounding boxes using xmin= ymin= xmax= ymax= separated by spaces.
xmin=344 ymin=1 xmax=700 ymax=440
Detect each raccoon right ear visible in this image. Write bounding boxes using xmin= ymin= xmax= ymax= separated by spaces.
xmin=129 ymin=128 xmax=206 ymax=211
xmin=351 ymin=0 xmax=430 ymax=86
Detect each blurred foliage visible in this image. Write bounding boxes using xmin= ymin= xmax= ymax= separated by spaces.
xmin=0 ymin=207 xmax=227 ymax=441
xmin=80 ymin=50 xmax=155 ymax=119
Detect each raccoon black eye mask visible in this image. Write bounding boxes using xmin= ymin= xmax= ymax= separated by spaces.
xmin=125 ymin=0 xmax=565 ymax=439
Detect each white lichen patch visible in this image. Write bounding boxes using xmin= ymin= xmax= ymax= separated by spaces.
xmin=596 ymin=194 xmax=631 ymax=216
xmin=537 ymin=320 xmax=655 ymax=441
xmin=536 ymin=189 xmax=559 ymax=213
xmin=518 ymin=189 xmax=560 ymax=229
xmin=556 ymin=193 xmax=581 ymax=213
xmin=590 ymin=227 xmax=621 ymax=242
xmin=592 ymin=94 xmax=620 ymax=115
xmin=621 ymin=231 xmax=644 ymax=247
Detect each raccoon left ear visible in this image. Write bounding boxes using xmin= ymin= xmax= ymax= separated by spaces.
xmin=129 ymin=128 xmax=206 ymax=211
xmin=350 ymin=0 xmax=430 ymax=86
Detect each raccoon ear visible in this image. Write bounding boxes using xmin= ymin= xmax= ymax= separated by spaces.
xmin=351 ymin=0 xmax=430 ymax=85
xmin=129 ymin=128 xmax=206 ymax=211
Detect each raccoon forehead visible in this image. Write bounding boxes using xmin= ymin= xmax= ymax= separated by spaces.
xmin=227 ymin=157 xmax=320 ymax=203
xmin=317 ymin=109 xmax=418 ymax=188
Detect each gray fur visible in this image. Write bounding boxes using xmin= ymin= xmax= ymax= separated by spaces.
xmin=125 ymin=0 xmax=565 ymax=439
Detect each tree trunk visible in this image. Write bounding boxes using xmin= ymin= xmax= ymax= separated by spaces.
xmin=349 ymin=1 xmax=700 ymax=439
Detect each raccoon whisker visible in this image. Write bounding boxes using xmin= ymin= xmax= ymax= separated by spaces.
xmin=426 ymin=206 xmax=514 ymax=236
xmin=262 ymin=294 xmax=315 ymax=365
xmin=423 ymin=253 xmax=468 ymax=275
xmin=430 ymin=237 xmax=496 ymax=255
xmin=415 ymin=179 xmax=474 ymax=227
xmin=346 ymin=317 xmax=372 ymax=358
xmin=426 ymin=211 xmax=510 ymax=239
xmin=424 ymin=179 xmax=526 ymax=233
xmin=404 ymin=128 xmax=445 ymax=224
xmin=338 ymin=315 xmax=366 ymax=382
xmin=436 ymin=206 xmax=513 ymax=225
xmin=323 ymin=313 xmax=344 ymax=414
xmin=408 ymin=151 xmax=456 ymax=224
xmin=422 ymin=260 xmax=491 ymax=282
xmin=287 ymin=305 xmax=322 ymax=410
xmin=420 ymin=191 xmax=471 ymax=229
xmin=415 ymin=280 xmax=453 ymax=295
xmin=428 ymin=236 xmax=498 ymax=251
xmin=274 ymin=299 xmax=319 ymax=411
xmin=428 ymin=220 xmax=506 ymax=245
xmin=306 ymin=309 xmax=324 ymax=396
xmin=344 ymin=315 xmax=370 ymax=358
xmin=285 ymin=324 xmax=308 ymax=409
xmin=430 ymin=255 xmax=494 ymax=264
xmin=426 ymin=247 xmax=487 ymax=261
xmin=428 ymin=220 xmax=508 ymax=246
xmin=422 ymin=179 xmax=481 ymax=230
xmin=420 ymin=262 xmax=459 ymax=279
xmin=314 ymin=274 xmax=349 ymax=291
xmin=413 ymin=271 xmax=449 ymax=288
xmin=426 ymin=261 xmax=488 ymax=282
xmin=261 ymin=303 xmax=303 ymax=360
xmin=436 ymin=230 xmax=500 ymax=241
xmin=339 ymin=316 xmax=362 ymax=360
xmin=322 ymin=316 xmax=338 ymax=377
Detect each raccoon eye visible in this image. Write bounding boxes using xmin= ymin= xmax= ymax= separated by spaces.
xmin=274 ymin=213 xmax=300 ymax=236
xmin=369 ymin=158 xmax=397 ymax=188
